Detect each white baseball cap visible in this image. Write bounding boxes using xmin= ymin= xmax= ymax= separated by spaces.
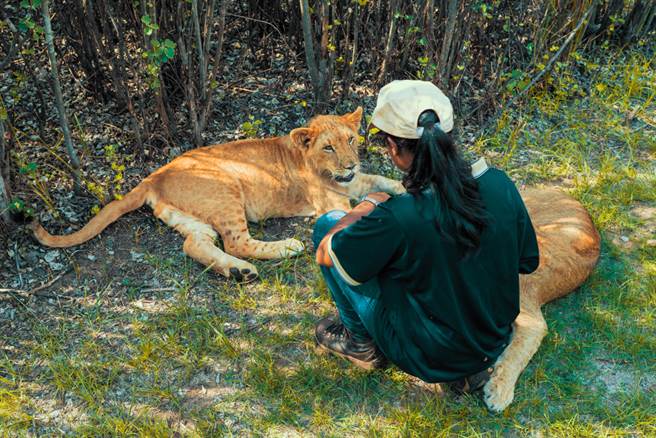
xmin=370 ymin=80 xmax=454 ymax=138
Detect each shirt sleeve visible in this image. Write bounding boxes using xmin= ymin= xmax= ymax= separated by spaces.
xmin=515 ymin=192 xmax=540 ymax=274
xmin=329 ymin=205 xmax=403 ymax=286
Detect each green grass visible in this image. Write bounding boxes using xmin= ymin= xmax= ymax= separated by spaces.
xmin=1 ymin=50 xmax=655 ymax=436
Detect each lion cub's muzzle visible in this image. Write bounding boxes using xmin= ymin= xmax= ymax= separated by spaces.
xmin=334 ymin=172 xmax=356 ymax=183
xmin=333 ymin=164 xmax=359 ymax=184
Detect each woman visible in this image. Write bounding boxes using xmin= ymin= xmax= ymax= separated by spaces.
xmin=313 ymin=80 xmax=539 ymax=392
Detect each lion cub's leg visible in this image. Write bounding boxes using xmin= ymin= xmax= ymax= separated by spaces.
xmin=153 ymin=203 xmax=258 ymax=282
xmin=214 ymin=212 xmax=304 ymax=260
xmin=483 ymin=302 xmax=547 ymax=412
xmin=347 ymin=173 xmax=405 ymax=198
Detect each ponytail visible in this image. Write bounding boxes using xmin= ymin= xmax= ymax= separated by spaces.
xmin=391 ymin=110 xmax=487 ymax=255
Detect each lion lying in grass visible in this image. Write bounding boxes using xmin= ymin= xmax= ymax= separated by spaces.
xmin=32 ymin=107 xmax=404 ymax=281
xmin=483 ymin=187 xmax=600 ymax=411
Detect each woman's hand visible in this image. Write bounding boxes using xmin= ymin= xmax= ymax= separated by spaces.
xmin=316 ymin=192 xmax=390 ymax=267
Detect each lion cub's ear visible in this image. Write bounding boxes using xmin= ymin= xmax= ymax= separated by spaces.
xmin=341 ymin=106 xmax=363 ymax=131
xmin=290 ymin=127 xmax=315 ymax=149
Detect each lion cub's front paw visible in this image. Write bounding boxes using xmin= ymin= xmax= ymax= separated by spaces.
xmin=280 ymin=238 xmax=305 ymax=257
xmin=483 ymin=371 xmax=515 ymax=412
xmin=389 ymin=180 xmax=406 ymax=195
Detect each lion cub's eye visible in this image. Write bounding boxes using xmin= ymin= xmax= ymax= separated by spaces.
xmin=323 ymin=145 xmax=335 ymax=153
xmin=348 ymin=136 xmax=355 ymax=145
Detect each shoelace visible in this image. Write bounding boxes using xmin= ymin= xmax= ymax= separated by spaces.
xmin=325 ymin=322 xmax=350 ymax=340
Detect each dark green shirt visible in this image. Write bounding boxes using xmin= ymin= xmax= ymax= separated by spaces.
xmin=329 ymin=167 xmax=539 ymax=382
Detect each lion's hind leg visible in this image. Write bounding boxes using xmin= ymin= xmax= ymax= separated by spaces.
xmin=153 ymin=203 xmax=258 ymax=282
xmin=483 ymin=300 xmax=547 ymax=412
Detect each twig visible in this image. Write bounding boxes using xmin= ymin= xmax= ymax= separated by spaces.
xmin=0 ymin=17 xmax=24 ymax=71
xmin=508 ymin=5 xmax=595 ymax=106
xmin=0 ymin=271 xmax=67 ymax=296
xmin=473 ymin=3 xmax=596 ymax=141
xmin=226 ymin=13 xmax=296 ymax=60
xmin=224 ymin=316 xmax=272 ymax=335
xmin=139 ymin=287 xmax=177 ymax=293
xmin=14 ymin=242 xmax=23 ymax=288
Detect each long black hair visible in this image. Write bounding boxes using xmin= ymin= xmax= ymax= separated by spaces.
xmin=388 ymin=110 xmax=487 ymax=254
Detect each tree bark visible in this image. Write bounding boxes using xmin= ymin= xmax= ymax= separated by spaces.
xmin=199 ymin=0 xmax=227 ymax=137
xmin=342 ymin=1 xmax=360 ymax=98
xmin=41 ymin=0 xmax=80 ymax=170
xmin=623 ymin=0 xmax=656 ymax=43
xmin=0 ymin=117 xmax=12 ymax=226
xmin=378 ymin=0 xmax=399 ymax=83
xmin=438 ymin=0 xmax=458 ymax=85
xmin=192 ymin=0 xmax=207 ymax=102
xmin=299 ymin=0 xmax=323 ymax=103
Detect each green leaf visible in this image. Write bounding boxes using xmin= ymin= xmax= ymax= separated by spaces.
xmin=20 ymin=0 xmax=30 ymax=9
xmin=10 ymin=199 xmax=25 ymax=212
xmin=19 ymin=162 xmax=37 ymax=174
xmin=164 ymin=47 xmax=175 ymax=59
xmin=141 ymin=15 xmax=151 ymax=25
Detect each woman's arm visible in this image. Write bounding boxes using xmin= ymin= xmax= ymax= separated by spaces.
xmin=315 ymin=192 xmax=391 ymax=267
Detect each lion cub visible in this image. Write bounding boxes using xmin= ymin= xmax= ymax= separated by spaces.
xmin=32 ymin=108 xmax=405 ymax=281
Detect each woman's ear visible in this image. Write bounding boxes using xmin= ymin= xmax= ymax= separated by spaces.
xmin=386 ymin=136 xmax=399 ymax=157
xmin=290 ymin=127 xmax=314 ymax=149
xmin=341 ymin=106 xmax=363 ymax=131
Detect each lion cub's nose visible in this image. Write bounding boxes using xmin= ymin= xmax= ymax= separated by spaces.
xmin=345 ymin=164 xmax=356 ymax=171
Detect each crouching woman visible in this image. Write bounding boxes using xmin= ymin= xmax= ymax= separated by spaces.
xmin=313 ymin=80 xmax=539 ymax=392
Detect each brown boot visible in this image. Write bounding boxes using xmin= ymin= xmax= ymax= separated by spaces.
xmin=315 ymin=316 xmax=387 ymax=371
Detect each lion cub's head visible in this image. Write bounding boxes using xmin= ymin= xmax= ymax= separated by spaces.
xmin=290 ymin=107 xmax=363 ymax=185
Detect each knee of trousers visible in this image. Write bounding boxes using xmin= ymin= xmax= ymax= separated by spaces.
xmin=312 ymin=210 xmax=347 ymax=248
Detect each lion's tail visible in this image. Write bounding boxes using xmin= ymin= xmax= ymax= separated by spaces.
xmin=32 ymin=183 xmax=150 ymax=248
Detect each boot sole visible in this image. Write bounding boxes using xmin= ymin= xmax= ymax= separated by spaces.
xmin=315 ymin=341 xmax=379 ymax=371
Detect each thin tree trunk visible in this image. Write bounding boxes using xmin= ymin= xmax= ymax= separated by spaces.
xmin=317 ymin=0 xmax=333 ymax=104
xmin=199 ymin=0 xmax=227 ymax=136
xmin=423 ymin=0 xmax=435 ymax=54
xmin=299 ymin=0 xmax=322 ymax=102
xmin=0 ymin=17 xmax=22 ymax=71
xmin=41 ymin=0 xmax=80 ymax=170
xmin=105 ymin=3 xmax=143 ymax=151
xmin=438 ymin=0 xmax=458 ymax=85
xmin=623 ymin=0 xmax=656 ymax=43
xmin=342 ymin=1 xmax=360 ymax=98
xmin=192 ymin=0 xmax=207 ymax=102
xmin=378 ymin=0 xmax=399 ymax=83
xmin=0 ymin=118 xmax=12 ymax=225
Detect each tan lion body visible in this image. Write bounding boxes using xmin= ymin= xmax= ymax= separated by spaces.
xmin=484 ymin=187 xmax=600 ymax=411
xmin=32 ymin=108 xmax=405 ymax=281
